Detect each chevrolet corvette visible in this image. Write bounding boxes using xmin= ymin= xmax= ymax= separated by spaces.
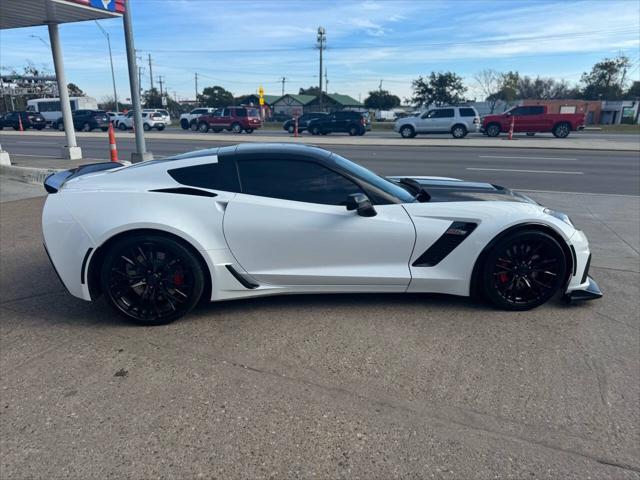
xmin=42 ymin=143 xmax=601 ymax=325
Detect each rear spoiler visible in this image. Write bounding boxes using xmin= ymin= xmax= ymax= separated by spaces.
xmin=44 ymin=161 xmax=124 ymax=193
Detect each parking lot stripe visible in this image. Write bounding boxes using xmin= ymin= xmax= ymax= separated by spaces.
xmin=478 ymin=155 xmax=578 ymax=161
xmin=467 ymin=168 xmax=584 ymax=175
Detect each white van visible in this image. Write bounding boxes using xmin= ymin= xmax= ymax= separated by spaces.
xmin=26 ymin=96 xmax=98 ymax=125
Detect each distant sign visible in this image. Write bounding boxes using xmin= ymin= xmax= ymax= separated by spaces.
xmin=64 ymin=0 xmax=125 ymax=13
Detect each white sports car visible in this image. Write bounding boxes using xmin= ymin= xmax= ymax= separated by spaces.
xmin=42 ymin=143 xmax=601 ymax=325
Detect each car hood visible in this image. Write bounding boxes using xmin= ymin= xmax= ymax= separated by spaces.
xmin=387 ymin=176 xmax=537 ymax=204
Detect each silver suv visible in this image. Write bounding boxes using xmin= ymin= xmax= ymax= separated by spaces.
xmin=394 ymin=106 xmax=480 ymax=138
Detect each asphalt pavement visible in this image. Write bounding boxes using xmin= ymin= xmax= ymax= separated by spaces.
xmin=1 ymin=190 xmax=638 ymax=479
xmin=1 ymin=132 xmax=638 ymax=195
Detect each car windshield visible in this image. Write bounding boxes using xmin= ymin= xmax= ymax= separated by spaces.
xmin=331 ymin=153 xmax=417 ymax=203
xmin=247 ymin=108 xmax=259 ymax=118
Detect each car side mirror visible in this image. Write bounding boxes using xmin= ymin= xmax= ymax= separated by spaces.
xmin=346 ymin=193 xmax=376 ymax=217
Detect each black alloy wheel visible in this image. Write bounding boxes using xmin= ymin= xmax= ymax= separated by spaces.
xmin=101 ymin=235 xmax=204 ymax=325
xmin=482 ymin=230 xmax=566 ymax=310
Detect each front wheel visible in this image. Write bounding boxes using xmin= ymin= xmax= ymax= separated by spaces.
xmin=198 ymin=122 xmax=209 ymax=133
xmin=399 ymin=125 xmax=416 ymax=138
xmin=100 ymin=234 xmax=205 ymax=325
xmin=485 ymin=124 xmax=501 ymax=137
xmin=552 ymin=122 xmax=570 ymax=138
xmin=231 ymin=123 xmax=242 ymax=134
xmin=118 ymin=122 xmax=128 ymax=131
xmin=526 ymin=132 xmax=536 ymax=137
xmin=156 ymin=124 xmax=166 ymax=131
xmin=348 ymin=125 xmax=358 ymax=136
xmin=287 ymin=125 xmax=295 ymax=134
xmin=180 ymin=119 xmax=189 ymax=130
xmin=482 ymin=230 xmax=567 ymax=311
xmin=245 ymin=128 xmax=254 ymax=134
xmin=310 ymin=126 xmax=320 ymax=135
xmin=82 ymin=123 xmax=91 ymax=132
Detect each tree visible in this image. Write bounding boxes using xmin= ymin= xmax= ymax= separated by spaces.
xmin=298 ymin=86 xmax=320 ymax=96
xmin=580 ymin=55 xmax=630 ymax=100
xmin=364 ymin=89 xmax=400 ymax=110
xmin=625 ymin=80 xmax=640 ymax=99
xmin=473 ymin=69 xmax=502 ymax=113
xmin=67 ymin=83 xmax=85 ymax=96
xmin=411 ymin=72 xmax=467 ymax=107
xmin=197 ymin=85 xmax=234 ymax=108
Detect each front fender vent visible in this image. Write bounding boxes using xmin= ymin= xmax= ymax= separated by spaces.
xmin=412 ymin=222 xmax=477 ymax=267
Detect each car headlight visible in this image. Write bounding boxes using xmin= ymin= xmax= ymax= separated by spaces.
xmin=544 ymin=208 xmax=575 ymax=228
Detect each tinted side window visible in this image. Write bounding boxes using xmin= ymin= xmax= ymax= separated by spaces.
xmin=168 ymin=162 xmax=237 ymax=192
xmin=235 ymin=109 xmax=247 ymax=117
xmin=238 ymin=159 xmax=362 ymax=205
xmin=459 ymin=108 xmax=476 ymax=117
xmin=511 ymin=107 xmax=527 ymax=116
xmin=529 ymin=106 xmax=544 ymax=115
xmin=434 ymin=108 xmax=455 ymax=118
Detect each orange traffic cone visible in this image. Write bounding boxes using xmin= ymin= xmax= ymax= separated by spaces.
xmin=108 ymin=123 xmax=119 ymax=162
xmin=507 ymin=116 xmax=515 ymax=140
xmin=18 ymin=114 xmax=24 ymax=132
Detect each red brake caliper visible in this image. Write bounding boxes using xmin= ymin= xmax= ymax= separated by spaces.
xmin=499 ymin=273 xmax=509 ymax=283
xmin=173 ymin=272 xmax=184 ymax=286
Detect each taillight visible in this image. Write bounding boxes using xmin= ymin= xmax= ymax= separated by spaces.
xmin=360 ymin=118 xmax=365 ymax=125
xmin=473 ymin=117 xmax=480 ymax=124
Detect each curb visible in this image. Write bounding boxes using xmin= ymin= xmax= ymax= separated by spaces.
xmin=0 ymin=164 xmax=61 ymax=186
xmin=3 ymin=130 xmax=638 ymax=152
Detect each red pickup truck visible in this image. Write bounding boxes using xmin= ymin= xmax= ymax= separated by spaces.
xmin=196 ymin=106 xmax=262 ymax=134
xmin=482 ymin=105 xmax=585 ymax=138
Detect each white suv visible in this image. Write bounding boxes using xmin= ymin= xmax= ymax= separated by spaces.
xmin=118 ymin=111 xmax=166 ymax=131
xmin=394 ymin=106 xmax=480 ymax=138
xmin=179 ymin=107 xmax=217 ymax=130
xmin=143 ymin=109 xmax=171 ymax=125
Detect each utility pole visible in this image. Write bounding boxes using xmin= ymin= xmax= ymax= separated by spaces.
xmin=379 ymin=79 xmax=383 ymax=91
xmin=148 ymin=54 xmax=154 ymax=90
xmin=95 ymin=21 xmax=119 ymax=111
xmin=317 ymin=26 xmax=326 ymax=111
xmin=158 ymin=75 xmax=164 ymax=97
xmin=281 ymin=76 xmax=287 ymax=96
xmin=195 ymin=72 xmax=199 ymax=105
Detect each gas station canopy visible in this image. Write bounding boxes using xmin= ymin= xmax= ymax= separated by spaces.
xmin=0 ymin=0 xmax=124 ymax=30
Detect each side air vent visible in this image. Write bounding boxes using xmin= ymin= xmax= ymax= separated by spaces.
xmin=412 ymin=221 xmax=477 ymax=267
xmin=225 ymin=265 xmax=258 ymax=289
xmin=149 ymin=187 xmax=217 ymax=197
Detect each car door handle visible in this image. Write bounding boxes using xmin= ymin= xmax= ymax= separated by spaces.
xmin=215 ymin=200 xmax=229 ymax=212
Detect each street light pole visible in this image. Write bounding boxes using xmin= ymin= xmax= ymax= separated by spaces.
xmin=95 ymin=21 xmax=119 ymax=112
xmin=317 ymin=26 xmax=326 ymax=112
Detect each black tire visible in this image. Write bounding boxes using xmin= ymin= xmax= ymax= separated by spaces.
xmin=348 ymin=125 xmax=358 ymax=136
xmin=143 ymin=123 xmax=151 ymax=131
xmin=118 ymin=122 xmax=128 ymax=131
xmin=101 ymin=127 xmax=109 ymax=132
xmin=157 ymin=124 xmax=166 ymax=131
xmin=36 ymin=126 xmax=45 ymax=131
xmin=552 ymin=122 xmax=570 ymax=138
xmin=287 ymin=125 xmax=295 ymax=134
xmin=526 ymin=132 xmax=536 ymax=137
xmin=482 ymin=229 xmax=567 ymax=311
xmin=310 ymin=126 xmax=320 ymax=135
xmin=231 ymin=122 xmax=242 ymax=134
xmin=451 ymin=124 xmax=467 ymax=139
xmin=180 ymin=119 xmax=189 ymax=130
xmin=100 ymin=234 xmax=205 ymax=325
xmin=399 ymin=125 xmax=416 ymax=138
xmin=198 ymin=122 xmax=209 ymax=133
xmin=485 ymin=123 xmax=501 ymax=137
xmin=82 ymin=123 xmax=91 ymax=132
xmin=245 ymin=128 xmax=254 ymax=134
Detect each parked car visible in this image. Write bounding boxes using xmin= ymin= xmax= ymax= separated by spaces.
xmin=53 ymin=110 xmax=110 ymax=132
xmin=481 ymin=106 xmax=585 ymax=138
xmin=394 ymin=106 xmax=480 ymax=139
xmin=107 ymin=111 xmax=126 ymax=125
xmin=179 ymin=107 xmax=217 ymax=130
xmin=282 ymin=112 xmax=328 ymax=133
xmin=41 ymin=143 xmax=601 ymax=325
xmin=0 ymin=111 xmax=46 ymax=130
xmin=307 ymin=111 xmax=367 ymax=136
xmin=196 ymin=106 xmax=262 ymax=133
xmin=118 ymin=111 xmax=166 ymax=131
xmin=270 ymin=112 xmax=292 ymax=123
xmin=143 ymin=109 xmax=171 ymax=126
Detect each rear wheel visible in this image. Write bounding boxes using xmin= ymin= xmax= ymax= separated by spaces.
xmin=245 ymin=128 xmax=254 ymax=134
xmin=552 ymin=122 xmax=570 ymax=138
xmin=526 ymin=132 xmax=536 ymax=136
xmin=82 ymin=123 xmax=91 ymax=132
xmin=143 ymin=123 xmax=151 ymax=131
xmin=156 ymin=124 xmax=166 ymax=131
xmin=348 ymin=125 xmax=358 ymax=136
xmin=287 ymin=125 xmax=295 ymax=133
xmin=198 ymin=122 xmax=209 ymax=133
xmin=482 ymin=230 xmax=567 ymax=310
xmin=451 ymin=124 xmax=467 ymax=139
xmin=100 ymin=235 xmax=205 ymax=325
xmin=310 ymin=126 xmax=320 ymax=135
xmin=486 ymin=123 xmax=501 ymax=137
xmin=118 ymin=122 xmax=128 ymax=131
xmin=180 ymin=119 xmax=189 ymax=130
xmin=231 ymin=123 xmax=242 ymax=134
xmin=399 ymin=125 xmax=416 ymax=138
xmin=57 ymin=122 xmax=65 ymax=132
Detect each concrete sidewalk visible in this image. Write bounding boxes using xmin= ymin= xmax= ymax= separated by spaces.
xmin=3 ymin=129 xmax=639 ymax=151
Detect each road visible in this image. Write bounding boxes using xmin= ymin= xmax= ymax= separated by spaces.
xmin=2 ymin=132 xmax=639 ymax=195
xmin=1 ymin=190 xmax=638 ymax=479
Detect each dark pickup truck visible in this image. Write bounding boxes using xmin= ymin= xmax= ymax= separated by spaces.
xmin=482 ymin=105 xmax=585 ymax=138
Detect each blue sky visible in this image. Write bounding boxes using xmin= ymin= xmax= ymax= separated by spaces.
xmin=1 ymin=0 xmax=638 ymax=103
